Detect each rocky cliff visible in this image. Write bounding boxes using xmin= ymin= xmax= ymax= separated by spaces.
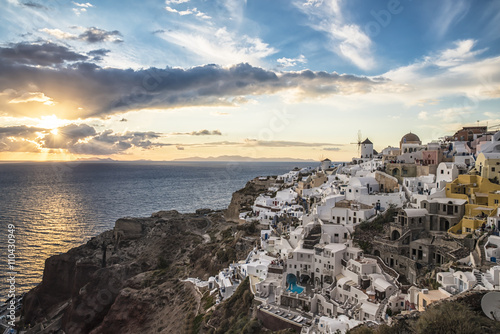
xmin=225 ymin=176 xmax=277 ymax=222
xmin=20 ymin=210 xmax=260 ymax=334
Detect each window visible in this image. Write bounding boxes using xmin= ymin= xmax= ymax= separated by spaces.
xmin=492 ymin=167 xmax=496 ymax=172
xmin=495 ymin=199 xmax=499 ymax=204
xmin=441 ymin=170 xmax=444 ymax=174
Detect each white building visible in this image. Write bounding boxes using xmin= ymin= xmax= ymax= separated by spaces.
xmin=476 ymin=131 xmax=500 ymax=154
xmin=484 ymin=235 xmax=500 ymax=263
xmin=436 ymin=269 xmax=477 ymax=294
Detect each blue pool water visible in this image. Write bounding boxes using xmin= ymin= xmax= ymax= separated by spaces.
xmin=287 ymin=283 xmax=305 ymax=294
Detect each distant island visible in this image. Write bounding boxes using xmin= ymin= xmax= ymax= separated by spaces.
xmin=173 ymin=155 xmax=317 ymax=162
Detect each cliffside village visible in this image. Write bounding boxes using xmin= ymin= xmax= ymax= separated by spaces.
xmin=190 ymin=126 xmax=500 ymax=333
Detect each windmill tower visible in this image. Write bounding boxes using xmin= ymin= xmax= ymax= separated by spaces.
xmin=361 ymin=138 xmax=373 ymax=159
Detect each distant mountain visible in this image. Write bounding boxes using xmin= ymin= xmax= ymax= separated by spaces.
xmin=75 ymin=157 xmax=117 ymax=162
xmin=173 ymin=155 xmax=316 ymax=162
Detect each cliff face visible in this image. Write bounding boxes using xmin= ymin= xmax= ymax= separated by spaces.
xmin=21 ymin=210 xmax=256 ymax=334
xmin=225 ymin=176 xmax=276 ymax=222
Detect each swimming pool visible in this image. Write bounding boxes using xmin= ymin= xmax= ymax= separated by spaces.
xmin=287 ymin=283 xmax=305 ymax=294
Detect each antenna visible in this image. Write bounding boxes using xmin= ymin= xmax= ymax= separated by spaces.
xmin=481 ymin=291 xmax=500 ymax=321
xmin=350 ymin=130 xmax=362 ymax=156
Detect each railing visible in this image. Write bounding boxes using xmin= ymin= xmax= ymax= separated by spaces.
xmin=364 ymin=254 xmax=401 ymax=288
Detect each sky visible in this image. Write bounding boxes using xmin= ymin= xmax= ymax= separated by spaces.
xmin=0 ymin=0 xmax=499 ymax=161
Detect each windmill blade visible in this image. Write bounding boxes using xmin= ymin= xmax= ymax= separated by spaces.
xmin=357 ymin=130 xmax=362 ymax=155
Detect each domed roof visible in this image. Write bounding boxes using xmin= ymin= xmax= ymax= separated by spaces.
xmin=401 ymin=132 xmax=420 ymax=144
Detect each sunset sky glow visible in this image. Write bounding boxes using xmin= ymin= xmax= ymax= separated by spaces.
xmin=1 ymin=0 xmax=500 ymax=161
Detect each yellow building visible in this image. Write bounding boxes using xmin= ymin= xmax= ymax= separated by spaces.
xmin=475 ymin=153 xmax=500 ymax=182
xmin=417 ymin=289 xmax=451 ymax=312
xmin=446 ymin=175 xmax=500 ymax=235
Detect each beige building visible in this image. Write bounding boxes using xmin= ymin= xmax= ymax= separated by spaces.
xmin=476 ymin=152 xmax=500 ymax=182
xmin=417 ymin=289 xmax=451 ymax=312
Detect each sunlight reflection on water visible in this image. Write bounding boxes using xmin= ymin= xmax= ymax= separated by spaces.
xmin=0 ymin=161 xmax=311 ymax=297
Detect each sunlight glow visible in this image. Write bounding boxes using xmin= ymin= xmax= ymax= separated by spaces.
xmin=37 ymin=115 xmax=68 ymax=130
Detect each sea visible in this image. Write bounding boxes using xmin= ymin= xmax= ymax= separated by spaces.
xmin=0 ymin=161 xmax=312 ymax=299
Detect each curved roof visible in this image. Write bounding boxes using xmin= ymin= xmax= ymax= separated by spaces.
xmin=403 ymin=208 xmax=428 ymax=217
xmin=401 ymin=132 xmax=421 ymax=144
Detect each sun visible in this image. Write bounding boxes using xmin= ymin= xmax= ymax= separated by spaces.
xmin=37 ymin=115 xmax=67 ymax=131
xmin=50 ymin=128 xmax=59 ymax=135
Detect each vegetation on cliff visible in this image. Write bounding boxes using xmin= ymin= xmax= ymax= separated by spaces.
xmin=20 ymin=210 xmax=262 ymax=333
xmin=348 ymin=292 xmax=500 ymax=334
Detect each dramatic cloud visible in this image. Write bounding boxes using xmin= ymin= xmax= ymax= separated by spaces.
xmin=22 ymin=1 xmax=47 ymax=9
xmin=158 ymin=26 xmax=276 ymax=65
xmin=78 ymin=27 xmax=123 ymax=43
xmin=41 ymin=27 xmax=123 ymax=43
xmin=0 ymin=125 xmax=45 ymax=152
xmin=296 ymin=0 xmax=375 ymax=70
xmin=277 ymin=55 xmax=307 ymax=68
xmin=69 ymin=130 xmax=169 ymax=155
xmin=382 ymin=39 xmax=500 ymax=106
xmin=0 ymin=42 xmax=87 ymax=66
xmin=0 ymin=42 xmax=383 ymax=119
xmin=87 ymin=48 xmax=110 ymax=61
xmin=165 ymin=6 xmax=210 ymax=19
xmin=172 ymin=129 xmax=222 ymax=136
xmin=72 ymin=2 xmax=93 ymax=8
xmin=8 ymin=92 xmax=55 ymax=105
xmin=0 ymin=122 xmax=172 ymax=154
xmin=43 ymin=123 xmax=96 ymax=149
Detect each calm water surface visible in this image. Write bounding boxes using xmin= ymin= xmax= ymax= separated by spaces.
xmin=0 ymin=161 xmax=312 ymax=298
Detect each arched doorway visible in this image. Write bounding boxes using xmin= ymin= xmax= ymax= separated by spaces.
xmin=392 ymin=230 xmax=401 ymax=241
xmin=374 ymin=250 xmax=381 ymax=257
xmin=286 ymin=273 xmax=297 ymax=288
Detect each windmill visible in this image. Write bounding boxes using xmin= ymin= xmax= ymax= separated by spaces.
xmin=350 ymin=130 xmax=362 ymax=156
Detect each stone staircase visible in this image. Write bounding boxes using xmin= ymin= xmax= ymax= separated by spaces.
xmin=303 ymin=224 xmax=322 ymax=249
xmin=473 ymin=269 xmax=483 ymax=287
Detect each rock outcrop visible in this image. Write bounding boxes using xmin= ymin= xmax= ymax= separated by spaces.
xmin=20 ymin=210 xmax=256 ymax=334
xmin=225 ymin=176 xmax=276 ymax=222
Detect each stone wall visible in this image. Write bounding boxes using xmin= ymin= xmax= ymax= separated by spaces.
xmin=375 ymin=171 xmax=400 ymax=193
xmin=257 ymin=309 xmax=302 ymax=332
